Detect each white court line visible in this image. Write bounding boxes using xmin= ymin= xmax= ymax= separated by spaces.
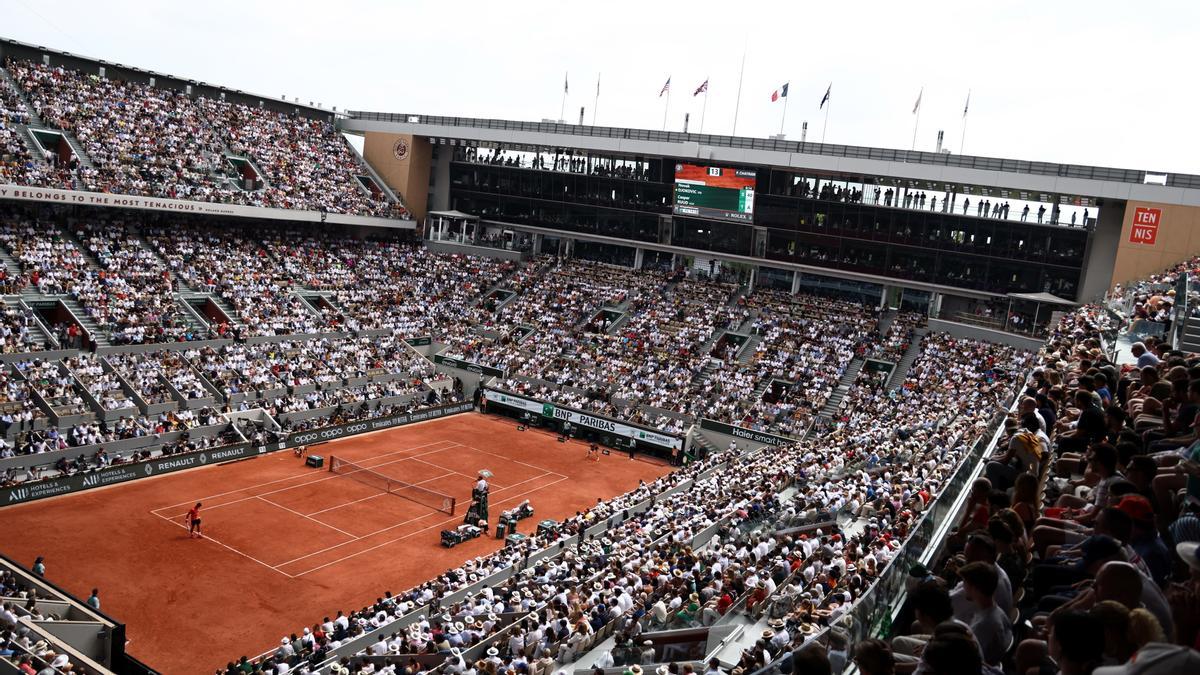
xmin=256 ymin=496 xmax=360 ymax=539
xmin=457 ymin=443 xmax=569 ymax=480
xmin=289 ymin=475 xmax=571 ymax=577
xmin=273 ymin=470 xmax=556 ymax=568
xmin=305 ymin=471 xmax=457 ymax=516
xmin=407 ymin=456 xmax=507 ymax=488
xmin=153 ymin=441 xmax=465 ymax=518
xmin=150 ymin=510 xmax=295 ymax=579
xmin=151 ymin=439 xmax=459 ymax=513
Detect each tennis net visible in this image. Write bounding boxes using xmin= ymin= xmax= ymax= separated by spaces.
xmin=329 ymin=455 xmax=456 ymax=515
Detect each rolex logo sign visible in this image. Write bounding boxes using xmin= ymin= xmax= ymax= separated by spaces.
xmin=542 ymin=403 xmax=555 ymax=417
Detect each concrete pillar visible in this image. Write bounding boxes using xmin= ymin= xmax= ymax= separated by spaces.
xmin=790 ymin=271 xmax=801 ymax=295
xmin=532 ymin=234 xmax=543 ymax=255
xmin=634 ymin=248 xmax=645 ymax=270
xmin=880 ymin=285 xmax=889 ymax=310
xmin=749 ymin=267 xmax=758 ymax=292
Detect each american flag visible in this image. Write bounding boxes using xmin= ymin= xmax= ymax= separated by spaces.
xmin=694 ymin=79 xmax=708 ymax=96
xmin=659 ymin=77 xmax=671 ymax=97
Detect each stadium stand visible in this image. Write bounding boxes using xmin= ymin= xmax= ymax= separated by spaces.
xmin=3 ymin=41 xmax=1200 ymax=675
xmin=3 ymin=59 xmax=408 ymax=218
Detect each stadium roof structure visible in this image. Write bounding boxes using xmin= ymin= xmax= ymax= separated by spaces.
xmin=1007 ymin=291 xmax=1077 ymax=306
xmin=342 ymin=111 xmax=1200 ymax=207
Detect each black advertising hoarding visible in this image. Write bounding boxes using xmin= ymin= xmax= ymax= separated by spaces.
xmin=698 ymin=418 xmax=795 ymax=447
xmin=0 ymin=402 xmax=475 ymax=507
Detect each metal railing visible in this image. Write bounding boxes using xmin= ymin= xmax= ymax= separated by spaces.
xmin=345 ymin=111 xmax=1200 ymax=190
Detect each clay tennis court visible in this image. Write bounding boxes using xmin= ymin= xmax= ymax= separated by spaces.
xmin=0 ymin=412 xmax=672 ymax=674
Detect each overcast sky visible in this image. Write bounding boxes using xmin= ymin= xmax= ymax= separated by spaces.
xmin=4 ymin=0 xmax=1197 ymax=175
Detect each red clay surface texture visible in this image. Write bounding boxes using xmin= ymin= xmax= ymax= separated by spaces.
xmin=0 ymin=413 xmax=672 ymax=674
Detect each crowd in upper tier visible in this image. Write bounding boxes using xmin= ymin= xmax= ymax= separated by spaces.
xmin=1 ymin=60 xmax=406 ymax=218
xmin=0 ymin=206 xmax=934 ymax=484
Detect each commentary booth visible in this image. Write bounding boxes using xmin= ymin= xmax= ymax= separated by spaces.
xmin=425 ymin=209 xmax=481 ymax=244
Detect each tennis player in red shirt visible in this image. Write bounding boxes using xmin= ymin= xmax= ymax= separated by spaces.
xmin=184 ymin=502 xmax=203 ymax=538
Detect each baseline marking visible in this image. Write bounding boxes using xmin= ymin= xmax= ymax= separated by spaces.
xmin=150 ymin=511 xmax=295 ymax=579
xmin=257 ymin=496 xmax=359 ymax=539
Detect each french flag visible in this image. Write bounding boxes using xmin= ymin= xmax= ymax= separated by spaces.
xmin=771 ymin=83 xmax=789 ymax=102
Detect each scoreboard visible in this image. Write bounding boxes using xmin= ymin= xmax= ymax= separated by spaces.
xmin=673 ymin=163 xmax=756 ymax=223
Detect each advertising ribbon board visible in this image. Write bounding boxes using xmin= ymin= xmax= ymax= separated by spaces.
xmin=698 ymin=418 xmax=796 ymax=447
xmin=483 ymin=389 xmax=682 ymax=450
xmin=0 ymin=402 xmax=475 ymax=507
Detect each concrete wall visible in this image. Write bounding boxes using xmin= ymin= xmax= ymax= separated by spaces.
xmin=1110 ymin=200 xmax=1200 ymax=288
xmin=1078 ymin=201 xmax=1125 ymax=302
xmin=362 ymin=132 xmax=433 ymax=221
xmin=927 ymin=318 xmax=1045 ymax=350
xmin=424 ymin=239 xmax=525 ymax=261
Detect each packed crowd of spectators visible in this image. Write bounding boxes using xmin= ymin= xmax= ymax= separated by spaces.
xmin=0 ymin=565 xmax=105 ymax=675
xmin=231 ymin=326 xmax=1028 ymax=675
xmin=6 ymin=60 xmax=406 ymax=218
xmin=0 ymin=69 xmax=54 ymax=187
xmin=710 ymin=291 xmax=878 ymax=436
xmin=867 ymin=311 xmax=924 ymax=363
xmin=0 ymin=300 xmax=44 ymax=354
xmin=865 ymin=305 xmax=1200 ymax=675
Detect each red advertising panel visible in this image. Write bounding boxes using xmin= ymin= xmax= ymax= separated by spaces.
xmin=1129 ymin=207 xmax=1161 ymax=245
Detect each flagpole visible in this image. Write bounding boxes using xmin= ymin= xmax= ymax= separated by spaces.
xmin=911 ymin=106 xmax=920 ymax=150
xmin=779 ymin=88 xmax=789 ymax=135
xmin=821 ymin=89 xmax=830 ymax=143
xmin=699 ymin=76 xmax=709 ymax=134
xmin=911 ymin=88 xmax=922 ymax=150
xmin=662 ymin=85 xmax=671 ymax=131
xmin=959 ymin=89 xmax=970 ymax=154
xmin=732 ymin=42 xmax=747 ymax=135
xmin=560 ymin=71 xmax=567 ymax=123
xmin=593 ymin=74 xmax=600 ymax=126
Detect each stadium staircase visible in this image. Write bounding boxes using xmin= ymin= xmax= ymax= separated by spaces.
xmin=877 ymin=308 xmax=897 ymax=335
xmin=1180 ymin=316 xmax=1200 ymax=353
xmin=887 ymin=328 xmax=929 ymax=390
xmin=0 ymin=246 xmax=22 ymax=281
xmin=750 ymin=377 xmax=773 ymax=402
xmin=736 ymin=334 xmax=760 ymax=364
xmin=817 ymin=357 xmax=865 ymax=420
xmin=293 ymin=293 xmax=326 ymax=319
xmin=15 ymin=124 xmax=53 ymax=170
xmin=208 ymin=294 xmax=243 ymax=326
xmin=59 ymin=295 xmax=108 ymax=346
xmin=172 ymin=293 xmax=212 ymax=333
xmin=0 ymin=66 xmax=45 ymax=127
xmin=689 ymin=431 xmax=722 ymax=458
xmin=58 ymin=131 xmax=96 ymax=170
xmin=312 ymin=291 xmax=345 ymax=314
xmin=0 ymin=295 xmax=56 ymax=349
xmin=605 ymin=311 xmax=631 ymax=334
xmin=691 ymin=358 xmax=720 ymax=387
